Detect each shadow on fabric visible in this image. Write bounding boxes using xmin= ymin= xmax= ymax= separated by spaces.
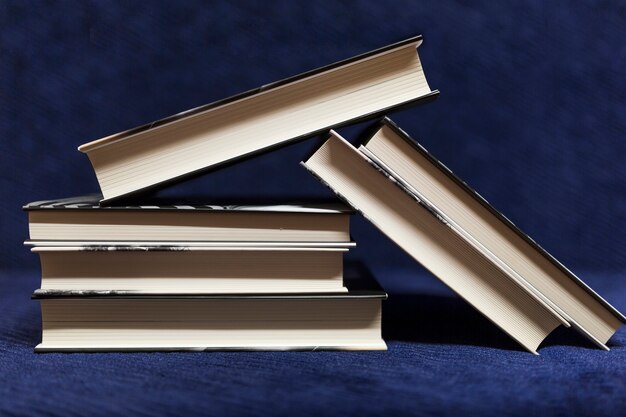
xmin=382 ymin=292 xmax=602 ymax=352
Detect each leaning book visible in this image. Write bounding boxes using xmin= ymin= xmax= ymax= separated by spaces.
xmin=359 ymin=117 xmax=625 ymax=349
xmin=302 ymin=128 xmax=624 ymax=353
xmin=77 ymin=36 xmax=438 ymax=204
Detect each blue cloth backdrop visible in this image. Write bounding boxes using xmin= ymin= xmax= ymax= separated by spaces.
xmin=1 ymin=1 xmax=625 ymax=415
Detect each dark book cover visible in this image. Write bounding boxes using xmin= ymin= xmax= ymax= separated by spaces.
xmin=23 ymin=194 xmax=354 ymax=214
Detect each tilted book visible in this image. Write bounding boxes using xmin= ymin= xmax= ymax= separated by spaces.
xmin=301 ymin=128 xmax=623 ymax=353
xmin=359 ymin=118 xmax=624 ymax=349
xmin=78 ymin=36 xmax=439 ymax=204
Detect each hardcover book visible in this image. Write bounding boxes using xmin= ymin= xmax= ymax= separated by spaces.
xmin=303 ymin=130 xmax=586 ymax=353
xmin=33 ymin=265 xmax=387 ymax=352
xmin=24 ymin=195 xmax=353 ymax=243
xmin=358 ymin=118 xmax=625 ymax=349
xmin=29 ymin=244 xmax=351 ymax=294
xmin=77 ymin=36 xmax=439 ymax=204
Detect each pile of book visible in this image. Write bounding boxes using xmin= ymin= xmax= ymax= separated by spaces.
xmin=25 ymin=35 xmax=624 ymax=354
xmin=25 ymin=197 xmax=391 ymax=351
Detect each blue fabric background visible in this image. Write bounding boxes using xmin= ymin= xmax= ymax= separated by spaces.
xmin=1 ymin=1 xmax=625 ymax=415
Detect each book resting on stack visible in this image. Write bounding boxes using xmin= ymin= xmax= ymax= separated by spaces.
xmin=25 ymin=35 xmax=624 ymax=354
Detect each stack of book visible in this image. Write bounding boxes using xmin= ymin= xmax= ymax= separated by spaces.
xmin=25 ymin=197 xmax=391 ymax=351
xmin=25 ymin=35 xmax=624 ymax=353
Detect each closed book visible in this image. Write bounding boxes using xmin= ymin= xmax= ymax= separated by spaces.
xmin=302 ymin=130 xmax=566 ymax=353
xmin=358 ymin=117 xmax=625 ymax=348
xmin=77 ymin=36 xmax=438 ymax=204
xmin=32 ymin=266 xmax=387 ymax=352
xmin=24 ymin=195 xmax=353 ymax=243
xmin=29 ymin=243 xmax=351 ymax=294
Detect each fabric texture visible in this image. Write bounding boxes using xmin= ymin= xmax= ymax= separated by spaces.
xmin=1 ymin=269 xmax=625 ymax=416
xmin=1 ymin=1 xmax=625 ymax=415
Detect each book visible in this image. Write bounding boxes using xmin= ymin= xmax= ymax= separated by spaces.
xmin=29 ymin=244 xmax=350 ymax=294
xmin=32 ymin=268 xmax=387 ymax=352
xmin=302 ymin=130 xmax=568 ymax=354
xmin=77 ymin=36 xmax=439 ymax=204
xmin=24 ymin=195 xmax=353 ymax=243
xmin=358 ymin=117 xmax=625 ymax=348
